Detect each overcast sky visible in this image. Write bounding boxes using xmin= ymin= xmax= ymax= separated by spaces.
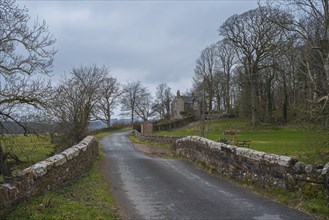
xmin=19 ymin=0 xmax=259 ymax=115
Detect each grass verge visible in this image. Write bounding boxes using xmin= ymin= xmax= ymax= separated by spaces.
xmin=240 ymin=181 xmax=329 ymax=220
xmin=128 ymin=133 xmax=176 ymax=158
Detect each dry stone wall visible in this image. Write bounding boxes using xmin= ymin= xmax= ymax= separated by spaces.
xmin=0 ymin=136 xmax=98 ymax=215
xmin=176 ymin=136 xmax=329 ymax=194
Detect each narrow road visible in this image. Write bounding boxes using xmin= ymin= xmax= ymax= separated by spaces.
xmin=100 ymin=131 xmax=314 ymax=220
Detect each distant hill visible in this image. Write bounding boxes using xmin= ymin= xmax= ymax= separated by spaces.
xmin=1 ymin=118 xmax=134 ymax=134
xmin=88 ymin=118 xmax=133 ymax=130
xmin=0 ymin=121 xmax=59 ymax=134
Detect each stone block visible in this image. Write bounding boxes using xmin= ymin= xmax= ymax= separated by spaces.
xmin=30 ymin=161 xmax=48 ymax=178
xmin=74 ymin=143 xmax=88 ymax=152
xmin=236 ymin=147 xmax=265 ymax=161
xmin=79 ymin=136 xmax=95 ymax=146
xmin=61 ymin=147 xmax=80 ymax=160
xmin=294 ymin=161 xmax=306 ymax=174
xmin=141 ymin=121 xmax=153 ymax=135
xmin=46 ymin=154 xmax=67 ymax=167
xmin=262 ymin=153 xmax=280 ymax=164
xmin=321 ymin=162 xmax=329 ymax=176
xmin=1 ymin=183 xmax=15 ymax=191
xmin=221 ymin=144 xmax=237 ymax=154
xmin=212 ymin=142 xmax=224 ymax=150
xmin=277 ymin=155 xmax=293 ymax=167
xmin=305 ymin=164 xmax=314 ymax=174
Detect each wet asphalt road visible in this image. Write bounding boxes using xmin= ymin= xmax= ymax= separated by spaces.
xmin=100 ymin=131 xmax=315 ymax=220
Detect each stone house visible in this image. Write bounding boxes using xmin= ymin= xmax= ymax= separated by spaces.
xmin=171 ymin=90 xmax=200 ymax=119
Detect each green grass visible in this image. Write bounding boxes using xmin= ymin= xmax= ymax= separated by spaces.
xmin=94 ymin=130 xmax=116 ymax=140
xmin=155 ymin=118 xmax=329 ymax=164
xmin=303 ymin=197 xmax=329 ymax=218
xmin=128 ymin=133 xmax=169 ymax=148
xmin=5 ymin=152 xmax=117 ymax=220
xmin=128 ymin=133 xmax=176 ymax=158
xmin=3 ymin=135 xmax=55 ymax=163
xmin=1 ymin=134 xmax=55 ymax=177
xmin=242 ymin=182 xmax=329 ymax=220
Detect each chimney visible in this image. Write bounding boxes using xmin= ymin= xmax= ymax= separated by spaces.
xmin=177 ymin=90 xmax=180 ymax=97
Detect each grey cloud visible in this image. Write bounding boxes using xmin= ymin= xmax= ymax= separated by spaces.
xmin=20 ymin=0 xmax=258 ymax=93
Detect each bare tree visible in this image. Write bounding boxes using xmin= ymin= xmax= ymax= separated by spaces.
xmin=193 ymin=44 xmax=217 ymax=112
xmin=120 ymin=81 xmax=146 ymax=125
xmin=94 ymin=75 xmax=121 ymax=128
xmin=0 ymin=77 xmax=52 ymax=176
xmin=51 ymin=65 xmax=106 ymax=148
xmin=163 ymin=86 xmax=174 ymax=120
xmin=135 ymin=89 xmax=155 ymax=121
xmin=276 ymin=0 xmax=329 ymax=126
xmin=219 ymin=6 xmax=292 ymax=125
xmin=0 ymin=0 xmax=56 ymax=131
xmin=0 ymin=0 xmax=56 ymax=177
xmin=214 ymin=39 xmax=238 ymax=114
xmin=0 ymin=0 xmax=56 ymax=77
xmin=155 ymin=83 xmax=173 ymax=120
xmin=155 ymin=83 xmax=166 ymax=119
xmin=0 ymin=77 xmax=52 ymax=132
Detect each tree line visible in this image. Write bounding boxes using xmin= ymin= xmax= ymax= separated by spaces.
xmin=193 ymin=0 xmax=329 ymax=127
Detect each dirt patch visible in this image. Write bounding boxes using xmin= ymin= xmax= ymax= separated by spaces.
xmin=132 ymin=143 xmax=174 ymax=158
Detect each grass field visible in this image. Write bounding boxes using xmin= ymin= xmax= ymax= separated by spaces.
xmin=0 ymin=134 xmax=55 ymax=180
xmin=155 ymin=118 xmax=329 ymax=164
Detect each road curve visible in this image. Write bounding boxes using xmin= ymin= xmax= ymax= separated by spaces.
xmin=100 ymin=131 xmax=314 ymax=220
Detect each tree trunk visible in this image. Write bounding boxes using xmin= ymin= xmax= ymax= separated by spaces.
xmin=208 ymin=96 xmax=213 ymax=112
xmin=216 ymin=96 xmax=221 ymax=112
xmin=166 ymin=103 xmax=170 ymax=120
xmin=107 ymin=118 xmax=111 ymax=128
xmin=266 ymin=74 xmax=274 ymax=122
xmin=282 ymin=73 xmax=288 ymax=122
xmin=225 ymin=93 xmax=231 ymax=114
xmin=207 ymin=88 xmax=214 ymax=113
xmin=0 ymin=144 xmax=10 ymax=178
xmin=106 ymin=102 xmax=112 ymax=128
xmin=251 ymin=71 xmax=258 ymax=126
xmin=131 ymin=110 xmax=134 ymax=129
xmin=107 ymin=111 xmax=111 ymax=128
xmin=225 ymin=73 xmax=231 ymax=114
